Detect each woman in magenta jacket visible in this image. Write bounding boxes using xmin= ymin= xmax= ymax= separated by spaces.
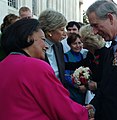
xmin=0 ymin=18 xmax=89 ymax=120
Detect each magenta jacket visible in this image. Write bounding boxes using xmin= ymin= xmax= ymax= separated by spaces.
xmin=0 ymin=54 xmax=88 ymax=120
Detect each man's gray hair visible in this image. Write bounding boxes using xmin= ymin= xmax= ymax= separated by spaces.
xmin=86 ymin=0 xmax=117 ymax=19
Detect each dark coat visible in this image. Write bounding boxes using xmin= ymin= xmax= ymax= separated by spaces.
xmin=91 ymin=47 xmax=117 ymax=120
xmin=45 ymin=42 xmax=65 ymax=86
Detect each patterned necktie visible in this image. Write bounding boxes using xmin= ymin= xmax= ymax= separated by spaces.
xmin=111 ymin=40 xmax=117 ymax=53
xmin=111 ymin=40 xmax=117 ymax=66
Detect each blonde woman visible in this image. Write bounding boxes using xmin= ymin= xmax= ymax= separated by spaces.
xmin=79 ymin=24 xmax=106 ymax=54
xmin=38 ymin=10 xmax=67 ymax=85
xmin=79 ymin=24 xmax=109 ymax=95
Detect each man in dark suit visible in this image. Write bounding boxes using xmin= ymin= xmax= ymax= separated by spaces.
xmin=86 ymin=1 xmax=117 ymax=120
xmin=38 ymin=9 xmax=67 ymax=86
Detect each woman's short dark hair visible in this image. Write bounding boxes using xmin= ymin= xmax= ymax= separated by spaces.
xmin=67 ymin=33 xmax=81 ymax=46
xmin=1 ymin=18 xmax=41 ymax=54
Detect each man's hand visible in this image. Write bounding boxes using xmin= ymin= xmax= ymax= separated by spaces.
xmin=86 ymin=104 xmax=95 ymax=119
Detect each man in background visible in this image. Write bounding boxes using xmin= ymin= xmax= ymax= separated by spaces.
xmin=61 ymin=21 xmax=88 ymax=58
xmin=19 ymin=6 xmax=33 ymax=19
xmin=61 ymin=21 xmax=82 ymax=53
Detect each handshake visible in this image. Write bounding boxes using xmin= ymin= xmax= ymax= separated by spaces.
xmin=86 ymin=104 xmax=95 ymax=120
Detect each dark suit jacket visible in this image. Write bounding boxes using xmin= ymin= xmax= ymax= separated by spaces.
xmin=91 ymin=48 xmax=117 ymax=120
xmin=45 ymin=42 xmax=65 ymax=86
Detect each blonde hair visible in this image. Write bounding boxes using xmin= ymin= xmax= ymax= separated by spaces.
xmin=38 ymin=9 xmax=67 ymax=36
xmin=79 ymin=24 xmax=105 ymax=50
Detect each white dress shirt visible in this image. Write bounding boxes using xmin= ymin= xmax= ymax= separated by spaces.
xmin=45 ymin=39 xmax=60 ymax=80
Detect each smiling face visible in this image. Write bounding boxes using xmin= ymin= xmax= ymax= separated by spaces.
xmin=70 ymin=37 xmax=83 ymax=53
xmin=24 ymin=29 xmax=47 ymax=60
xmin=88 ymin=12 xmax=116 ymax=41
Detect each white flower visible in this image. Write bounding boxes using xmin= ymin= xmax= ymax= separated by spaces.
xmin=73 ymin=66 xmax=91 ymax=85
xmin=83 ymin=72 xmax=90 ymax=79
xmin=74 ymin=77 xmax=81 ymax=85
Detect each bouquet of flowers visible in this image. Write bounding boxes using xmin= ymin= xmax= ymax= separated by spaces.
xmin=72 ymin=66 xmax=92 ymax=86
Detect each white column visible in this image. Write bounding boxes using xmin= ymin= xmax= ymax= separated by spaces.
xmin=0 ymin=0 xmax=8 ymax=24
xmin=75 ymin=0 xmax=80 ymax=22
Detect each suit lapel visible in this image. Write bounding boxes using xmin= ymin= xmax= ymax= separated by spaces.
xmin=53 ymin=43 xmax=65 ymax=84
xmin=45 ymin=53 xmax=50 ymax=64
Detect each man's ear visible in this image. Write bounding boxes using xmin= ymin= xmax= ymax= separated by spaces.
xmin=107 ymin=13 xmax=114 ymax=25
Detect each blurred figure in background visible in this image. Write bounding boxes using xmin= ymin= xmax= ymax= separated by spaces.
xmin=61 ymin=21 xmax=82 ymax=53
xmin=66 ymin=21 xmax=82 ymax=36
xmin=1 ymin=14 xmax=19 ymax=33
xmin=19 ymin=6 xmax=33 ymax=19
xmin=61 ymin=21 xmax=88 ymax=58
xmin=0 ymin=13 xmax=19 ymax=61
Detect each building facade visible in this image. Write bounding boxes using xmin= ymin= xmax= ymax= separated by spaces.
xmin=0 ymin=0 xmax=83 ymax=25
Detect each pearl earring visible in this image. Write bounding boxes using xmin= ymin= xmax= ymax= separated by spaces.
xmin=48 ymin=33 xmax=52 ymax=37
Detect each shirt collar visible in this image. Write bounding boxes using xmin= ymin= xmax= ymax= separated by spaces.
xmin=45 ymin=39 xmax=54 ymax=47
xmin=115 ymin=36 xmax=117 ymax=42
